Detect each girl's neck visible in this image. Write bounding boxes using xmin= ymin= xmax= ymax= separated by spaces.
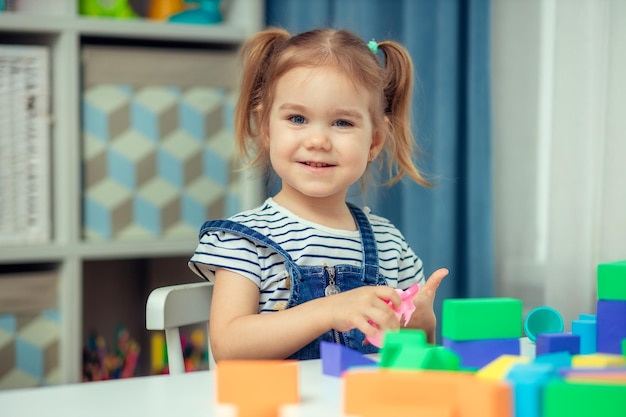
xmin=272 ymin=192 xmax=357 ymax=231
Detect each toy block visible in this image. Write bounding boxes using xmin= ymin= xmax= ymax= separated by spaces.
xmin=572 ymin=319 xmax=597 ymax=354
xmin=182 ymin=177 xmax=226 ymax=229
xmin=380 ymin=329 xmax=460 ymax=371
xmin=524 ymin=306 xmax=563 ymax=342
xmin=536 ymin=333 xmax=580 ymax=356
xmin=543 ymin=380 xmax=626 ymax=417
xmin=476 ymin=354 xmax=530 ymax=380
xmin=134 ymin=178 xmax=180 ymax=236
xmin=442 ymin=298 xmax=522 ymax=341
xmin=343 ymin=368 xmax=511 ymax=417
xmin=533 ymin=351 xmax=572 ymax=368
xmin=506 ymin=362 xmax=554 ymax=417
xmin=571 ymin=353 xmax=626 ymax=368
xmin=158 ymin=130 xmax=203 ymax=187
xmin=216 ymin=360 xmax=299 ymax=417
xmin=559 ymin=368 xmax=626 ymax=384
xmin=596 ymin=299 xmax=626 ymax=353
xmin=83 ymin=84 xmax=131 ymax=142
xmin=108 ymin=129 xmax=157 ymax=188
xmin=443 ymin=337 xmax=520 ymax=368
xmin=320 ymin=341 xmax=376 ymax=377
xmin=597 ymin=260 xmax=626 ymax=300
xmin=84 ymin=178 xmax=132 ymax=238
xmin=131 ymin=86 xmax=178 ymax=141
xmin=623 ymin=338 xmax=626 ymax=356
xmin=180 ymin=87 xmax=224 ymax=140
xmin=579 ymin=313 xmax=596 ymax=320
xmin=204 ymin=130 xmax=236 ymax=187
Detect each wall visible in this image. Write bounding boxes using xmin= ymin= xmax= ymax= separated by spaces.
xmin=492 ymin=0 xmax=626 ymax=326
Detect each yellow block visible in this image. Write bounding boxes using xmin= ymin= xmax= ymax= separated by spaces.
xmin=572 ymin=354 xmax=626 ymax=368
xmin=476 ymin=355 xmax=530 ymax=380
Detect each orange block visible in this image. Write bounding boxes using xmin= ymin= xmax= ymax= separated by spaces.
xmin=216 ymin=360 xmax=299 ymax=417
xmin=343 ymin=369 xmax=511 ymax=417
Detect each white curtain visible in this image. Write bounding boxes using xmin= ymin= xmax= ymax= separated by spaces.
xmin=492 ymin=0 xmax=626 ymax=328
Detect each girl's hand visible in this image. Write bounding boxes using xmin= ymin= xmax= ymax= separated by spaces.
xmin=409 ymin=268 xmax=449 ymax=344
xmin=324 ymin=285 xmax=402 ymax=341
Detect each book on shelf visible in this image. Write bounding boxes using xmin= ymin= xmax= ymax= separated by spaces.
xmin=0 ymin=44 xmax=51 ymax=245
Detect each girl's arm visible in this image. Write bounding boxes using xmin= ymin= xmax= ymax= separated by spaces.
xmin=405 ymin=268 xmax=449 ymax=344
xmin=209 ymin=268 xmax=403 ymax=360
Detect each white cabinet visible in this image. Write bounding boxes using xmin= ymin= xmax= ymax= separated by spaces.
xmin=0 ymin=0 xmax=263 ymax=385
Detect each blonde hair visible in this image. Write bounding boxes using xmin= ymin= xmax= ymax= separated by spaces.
xmin=234 ymin=27 xmax=431 ymax=187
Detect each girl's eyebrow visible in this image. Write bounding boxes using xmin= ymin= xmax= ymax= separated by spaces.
xmin=278 ymin=103 xmax=307 ymax=113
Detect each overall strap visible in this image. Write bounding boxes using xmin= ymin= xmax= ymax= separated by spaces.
xmin=347 ymin=203 xmax=379 ymax=283
xmin=199 ymin=219 xmax=295 ymax=264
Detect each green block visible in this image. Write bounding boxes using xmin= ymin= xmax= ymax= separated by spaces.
xmin=597 ymin=260 xmax=626 ymax=301
xmin=622 ymin=338 xmax=626 ymax=357
xmin=543 ymin=380 xmax=626 ymax=417
xmin=442 ymin=298 xmax=523 ymax=341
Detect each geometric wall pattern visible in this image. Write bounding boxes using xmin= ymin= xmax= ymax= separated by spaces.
xmin=0 ymin=310 xmax=61 ymax=390
xmin=82 ymin=85 xmax=243 ymax=240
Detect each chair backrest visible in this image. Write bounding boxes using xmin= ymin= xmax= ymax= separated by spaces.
xmin=146 ymin=281 xmax=215 ymax=374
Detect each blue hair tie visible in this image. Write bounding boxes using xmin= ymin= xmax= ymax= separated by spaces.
xmin=367 ymin=39 xmax=378 ymax=54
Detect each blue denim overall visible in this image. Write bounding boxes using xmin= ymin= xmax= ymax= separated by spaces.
xmin=199 ymin=203 xmax=387 ymax=360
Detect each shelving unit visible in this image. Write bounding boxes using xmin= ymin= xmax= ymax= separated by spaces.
xmin=0 ymin=0 xmax=264 ymax=385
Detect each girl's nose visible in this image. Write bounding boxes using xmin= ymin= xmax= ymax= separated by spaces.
xmin=304 ymin=127 xmax=331 ymax=150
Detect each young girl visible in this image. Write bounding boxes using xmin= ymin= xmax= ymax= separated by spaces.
xmin=189 ymin=27 xmax=448 ymax=361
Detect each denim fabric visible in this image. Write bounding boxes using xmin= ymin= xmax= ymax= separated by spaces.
xmin=199 ymin=203 xmax=387 ymax=359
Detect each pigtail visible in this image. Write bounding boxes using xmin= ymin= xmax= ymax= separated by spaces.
xmin=235 ymin=27 xmax=290 ymax=166
xmin=377 ymin=41 xmax=432 ymax=187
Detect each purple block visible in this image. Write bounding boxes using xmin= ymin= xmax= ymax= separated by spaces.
xmin=536 ymin=333 xmax=580 ymax=356
xmin=442 ymin=337 xmax=520 ymax=368
xmin=596 ymin=299 xmax=626 ymax=354
xmin=320 ymin=341 xmax=376 ymax=377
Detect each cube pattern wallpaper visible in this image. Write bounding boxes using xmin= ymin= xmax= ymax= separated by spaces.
xmin=82 ymin=85 xmax=242 ymax=240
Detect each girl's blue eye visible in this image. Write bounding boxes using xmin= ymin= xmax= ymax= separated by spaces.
xmin=289 ymin=115 xmax=306 ymax=124
xmin=334 ymin=119 xmax=353 ymax=127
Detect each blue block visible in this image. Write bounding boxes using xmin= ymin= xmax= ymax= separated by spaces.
xmin=572 ymin=319 xmax=597 ymax=354
xmin=320 ymin=341 xmax=376 ymax=377
xmin=596 ymin=299 xmax=626 ymax=354
xmin=442 ymin=337 xmax=520 ymax=368
xmin=536 ymin=333 xmax=580 ymax=355
xmin=534 ymin=351 xmax=572 ymax=368
xmin=507 ymin=362 xmax=555 ymax=417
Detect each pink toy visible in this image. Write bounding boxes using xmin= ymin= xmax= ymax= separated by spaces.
xmin=366 ymin=283 xmax=420 ymax=347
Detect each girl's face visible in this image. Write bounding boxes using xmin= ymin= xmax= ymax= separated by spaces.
xmin=267 ymin=66 xmax=384 ymax=207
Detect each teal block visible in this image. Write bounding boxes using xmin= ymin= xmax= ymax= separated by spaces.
xmin=533 ymin=351 xmax=572 ymax=368
xmin=597 ymin=260 xmax=626 ymax=300
xmin=442 ymin=298 xmax=523 ymax=341
xmin=572 ymin=319 xmax=596 ymax=354
xmin=506 ymin=362 xmax=554 ymax=417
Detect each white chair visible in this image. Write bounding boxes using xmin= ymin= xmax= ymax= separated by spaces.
xmin=146 ymin=281 xmax=215 ymax=374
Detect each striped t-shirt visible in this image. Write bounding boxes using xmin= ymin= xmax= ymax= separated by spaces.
xmin=189 ymin=198 xmax=425 ymax=313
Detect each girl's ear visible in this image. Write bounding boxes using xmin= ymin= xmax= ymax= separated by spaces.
xmin=369 ymin=125 xmax=387 ymax=161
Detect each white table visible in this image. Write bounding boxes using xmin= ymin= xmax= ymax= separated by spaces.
xmin=0 ymin=359 xmax=342 ymax=417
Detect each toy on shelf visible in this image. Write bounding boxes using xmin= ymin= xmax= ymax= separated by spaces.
xmin=79 ymin=0 xmax=138 ymax=19
xmin=168 ymin=0 xmax=222 ymax=25
xmin=147 ymin=0 xmax=185 ymax=20
xmin=82 ymin=326 xmax=141 ymax=381
xmin=150 ymin=326 xmax=209 ymax=374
